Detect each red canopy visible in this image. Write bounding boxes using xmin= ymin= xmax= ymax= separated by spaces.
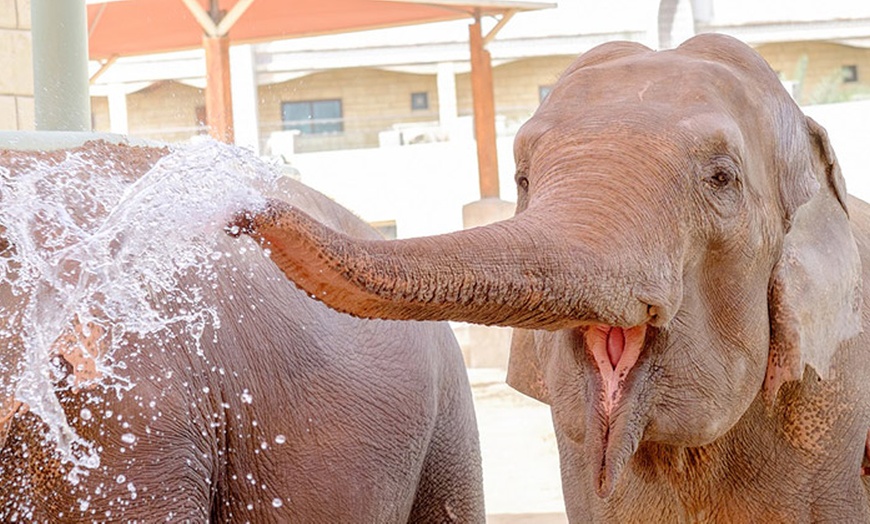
xmin=88 ymin=0 xmax=549 ymax=59
xmin=86 ymin=0 xmax=553 ymax=199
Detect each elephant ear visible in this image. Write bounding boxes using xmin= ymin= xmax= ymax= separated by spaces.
xmin=506 ymin=328 xmax=550 ymax=404
xmin=764 ymin=117 xmax=863 ymax=406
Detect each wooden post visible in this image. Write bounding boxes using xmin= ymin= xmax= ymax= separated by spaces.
xmin=204 ymin=35 xmax=234 ymax=143
xmin=469 ymin=16 xmax=500 ymax=200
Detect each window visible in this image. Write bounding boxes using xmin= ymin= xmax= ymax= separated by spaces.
xmin=281 ymin=100 xmax=343 ymax=134
xmin=843 ymin=65 xmax=859 ymax=83
xmin=411 ymin=92 xmax=429 ymax=111
xmin=539 ymin=85 xmax=553 ymax=103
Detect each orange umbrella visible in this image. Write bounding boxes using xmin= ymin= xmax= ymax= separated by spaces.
xmin=86 ymin=0 xmax=553 ymax=199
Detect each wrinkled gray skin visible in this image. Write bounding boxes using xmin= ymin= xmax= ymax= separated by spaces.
xmin=233 ymin=34 xmax=870 ymax=522
xmin=0 ymin=149 xmax=484 ymax=523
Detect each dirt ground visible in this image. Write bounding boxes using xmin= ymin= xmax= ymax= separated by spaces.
xmin=468 ymin=369 xmax=568 ymax=524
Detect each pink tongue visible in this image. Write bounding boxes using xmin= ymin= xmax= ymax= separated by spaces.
xmin=607 ymin=328 xmax=625 ymax=368
xmin=586 ymin=324 xmax=647 ymax=417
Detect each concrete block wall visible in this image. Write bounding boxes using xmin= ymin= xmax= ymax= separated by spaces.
xmin=755 ymin=41 xmax=870 ymax=105
xmin=92 ymin=81 xmax=206 ymax=143
xmin=90 ymin=56 xmax=572 ymax=150
xmin=258 ymin=68 xmax=440 ymax=152
xmin=0 ymin=0 xmax=33 ymax=131
xmin=456 ymin=55 xmax=576 ymax=131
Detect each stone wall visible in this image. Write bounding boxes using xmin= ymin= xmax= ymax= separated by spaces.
xmin=0 ymin=0 xmax=33 ymax=130
xmin=259 ymin=67 xmax=440 ymax=152
xmin=756 ymin=41 xmax=870 ymax=105
xmin=90 ymin=56 xmax=575 ymax=150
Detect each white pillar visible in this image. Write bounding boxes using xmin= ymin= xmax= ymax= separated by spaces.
xmin=107 ymin=86 xmax=129 ymax=135
xmin=436 ymin=62 xmax=458 ymax=135
xmin=31 ymin=0 xmax=91 ymax=130
xmin=230 ymin=44 xmax=260 ymax=155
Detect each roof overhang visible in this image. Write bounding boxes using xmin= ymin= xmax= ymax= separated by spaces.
xmin=86 ymin=0 xmax=554 ymax=60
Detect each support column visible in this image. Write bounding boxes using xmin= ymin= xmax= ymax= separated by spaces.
xmin=469 ymin=16 xmax=499 ymax=200
xmin=230 ymin=44 xmax=260 ymax=154
xmin=204 ymin=35 xmax=234 ymax=143
xmin=107 ymin=85 xmax=129 ymax=134
xmin=436 ymin=62 xmax=458 ymax=136
xmin=31 ymin=0 xmax=90 ymax=131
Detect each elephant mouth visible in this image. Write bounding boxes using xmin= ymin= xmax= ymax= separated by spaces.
xmin=582 ymin=323 xmax=651 ymax=498
xmin=585 ymin=324 xmax=648 ymax=417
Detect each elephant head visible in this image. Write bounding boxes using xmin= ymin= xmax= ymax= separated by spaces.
xmin=230 ymin=34 xmax=862 ymax=499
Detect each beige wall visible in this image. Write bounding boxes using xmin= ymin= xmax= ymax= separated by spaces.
xmin=90 ymin=56 xmax=573 ymax=150
xmin=259 ymin=68 xmax=440 ymax=152
xmin=755 ymin=41 xmax=870 ymax=105
xmin=0 ymin=0 xmax=33 ymax=130
xmin=85 ymin=48 xmax=867 ymax=149
xmin=92 ymin=81 xmax=206 ymax=142
xmin=260 ymin=57 xmax=574 ymax=152
xmin=457 ymin=55 xmax=576 ymax=127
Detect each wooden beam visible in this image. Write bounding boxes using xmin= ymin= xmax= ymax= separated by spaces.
xmin=469 ymin=17 xmax=500 ymax=199
xmin=216 ymin=0 xmax=256 ymax=35
xmin=204 ymin=35 xmax=234 ymax=143
xmin=483 ymin=9 xmax=516 ymax=46
xmin=180 ymin=0 xmax=219 ymax=36
xmin=88 ymin=55 xmax=118 ymax=84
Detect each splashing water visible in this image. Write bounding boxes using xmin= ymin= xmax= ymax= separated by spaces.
xmin=0 ymin=139 xmax=280 ymax=478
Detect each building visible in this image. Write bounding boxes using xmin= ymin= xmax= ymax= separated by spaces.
xmin=10 ymin=0 xmax=870 ymax=367
xmin=86 ymin=1 xmax=870 ymax=156
xmin=0 ymin=0 xmax=33 ymax=131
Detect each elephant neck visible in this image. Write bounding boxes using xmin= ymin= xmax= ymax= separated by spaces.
xmin=604 ymin=388 xmax=856 ymax=521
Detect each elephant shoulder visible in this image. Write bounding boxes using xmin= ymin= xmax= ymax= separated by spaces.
xmin=266 ymin=176 xmax=383 ymax=241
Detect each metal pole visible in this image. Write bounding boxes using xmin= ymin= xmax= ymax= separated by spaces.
xmin=31 ymin=0 xmax=91 ymax=131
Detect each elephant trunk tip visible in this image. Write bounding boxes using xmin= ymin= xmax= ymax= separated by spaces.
xmin=226 ymin=199 xmax=289 ymax=239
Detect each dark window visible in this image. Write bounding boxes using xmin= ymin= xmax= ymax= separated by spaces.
xmin=539 ymin=85 xmax=553 ymax=103
xmin=281 ymin=100 xmax=343 ymax=134
xmin=411 ymin=92 xmax=429 ymax=110
xmin=843 ymin=65 xmax=859 ymax=83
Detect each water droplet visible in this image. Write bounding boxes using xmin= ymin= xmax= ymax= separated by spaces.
xmin=240 ymin=389 xmax=253 ymax=404
xmin=120 ymin=433 xmax=136 ymax=444
xmin=274 ymin=434 xmax=286 ymax=445
xmin=116 ymin=474 xmax=126 ymax=484
xmin=272 ymin=498 xmax=283 ymax=508
xmin=80 ymin=408 xmax=92 ymax=421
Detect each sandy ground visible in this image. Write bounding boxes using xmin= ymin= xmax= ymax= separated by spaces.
xmin=468 ymin=369 xmax=568 ymax=524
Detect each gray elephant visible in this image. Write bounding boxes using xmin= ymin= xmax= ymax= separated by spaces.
xmin=0 ymin=142 xmax=484 ymax=522
xmin=232 ymin=33 xmax=870 ymax=522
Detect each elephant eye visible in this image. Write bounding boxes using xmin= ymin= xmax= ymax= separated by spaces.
xmin=707 ymin=169 xmax=733 ymax=189
xmin=703 ymin=156 xmax=739 ymax=191
xmin=517 ymin=176 xmax=530 ymax=191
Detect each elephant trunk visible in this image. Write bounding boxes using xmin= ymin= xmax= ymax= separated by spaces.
xmin=230 ymin=199 xmax=678 ymax=331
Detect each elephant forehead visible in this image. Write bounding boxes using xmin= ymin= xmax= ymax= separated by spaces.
xmin=543 ymin=52 xmax=766 ymax=125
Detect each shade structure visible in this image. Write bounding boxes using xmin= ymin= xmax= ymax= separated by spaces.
xmin=87 ymin=0 xmax=549 ymax=59
xmin=83 ymin=0 xmax=553 ymax=199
